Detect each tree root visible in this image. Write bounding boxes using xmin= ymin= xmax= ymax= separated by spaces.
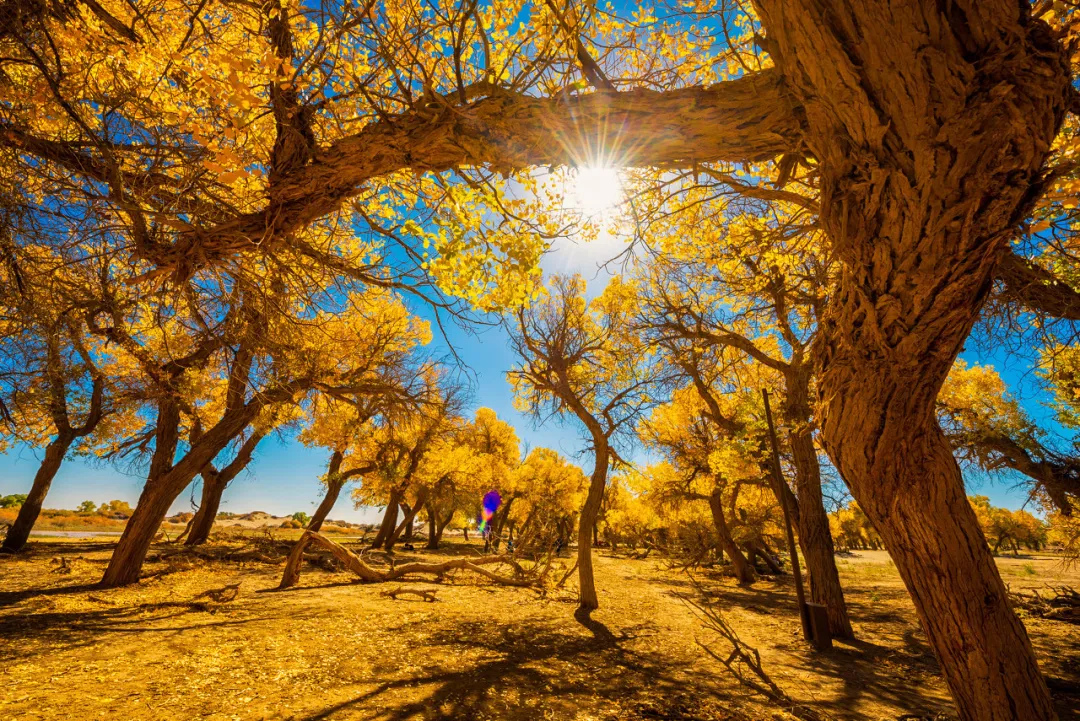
xmin=278 ymin=530 xmax=532 ymax=589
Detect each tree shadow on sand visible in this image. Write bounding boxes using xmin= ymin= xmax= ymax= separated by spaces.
xmin=293 ymin=612 xmax=751 ymax=721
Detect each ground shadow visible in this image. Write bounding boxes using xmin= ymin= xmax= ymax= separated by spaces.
xmin=294 ymin=613 xmax=748 ymax=721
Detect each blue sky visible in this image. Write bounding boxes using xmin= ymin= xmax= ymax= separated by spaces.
xmin=0 ymin=178 xmax=1062 ymax=521
xmin=0 ymin=217 xmax=634 ymax=524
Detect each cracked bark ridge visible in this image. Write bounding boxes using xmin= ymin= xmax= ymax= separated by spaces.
xmin=753 ymin=1 xmax=1072 ymax=718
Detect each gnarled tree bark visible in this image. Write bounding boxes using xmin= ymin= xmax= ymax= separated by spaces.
xmin=755 ymin=1 xmax=1072 ymax=717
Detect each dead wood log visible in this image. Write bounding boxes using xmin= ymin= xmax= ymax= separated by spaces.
xmin=380 ymin=586 xmax=438 ymax=602
xmin=278 ymin=530 xmax=530 ymax=589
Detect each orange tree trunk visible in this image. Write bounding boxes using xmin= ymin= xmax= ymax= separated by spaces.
xmin=100 ymin=398 xmax=260 ymax=587
xmin=186 ymin=431 xmax=264 ymax=546
xmin=707 ymin=489 xmax=755 ymax=585
xmin=184 ymin=470 xmax=228 ymax=546
xmin=788 ymin=425 xmax=853 ymax=638
xmin=755 ymin=2 xmax=1072 ymax=716
xmin=577 ymin=439 xmax=609 ymax=610
xmin=780 ymin=365 xmax=853 ymax=638
xmin=2 ymin=434 xmax=73 ymax=552
xmin=307 ymin=479 xmax=344 ymax=533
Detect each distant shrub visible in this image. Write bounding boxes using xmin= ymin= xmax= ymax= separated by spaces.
xmin=1022 ymin=563 xmax=1037 ymax=576
xmin=280 ymin=519 xmax=302 ymax=529
xmin=97 ymin=500 xmax=133 ymax=518
xmin=291 ymin=511 xmax=311 ymax=526
xmin=0 ymin=494 xmax=27 ymax=509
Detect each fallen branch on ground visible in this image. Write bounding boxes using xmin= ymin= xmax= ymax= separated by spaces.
xmin=1009 ymin=585 xmax=1080 ymax=624
xmin=381 ymin=586 xmax=438 ymax=602
xmin=278 ymin=530 xmax=532 ymax=589
xmin=196 ymin=582 xmax=242 ymax=604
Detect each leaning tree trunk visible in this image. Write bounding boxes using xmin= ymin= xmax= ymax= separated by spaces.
xmin=99 ymin=473 xmax=183 ymax=587
xmin=369 ymin=488 xmax=401 ymax=549
xmin=435 ymin=508 xmax=454 ymax=546
xmin=578 ymin=439 xmax=610 ymax=610
xmin=1 ymin=434 xmax=73 ymax=552
xmin=185 ymin=430 xmax=265 ymax=546
xmin=755 ymin=2 xmax=1071 ymax=717
xmin=307 ymin=479 xmax=344 ymax=533
xmin=386 ymin=490 xmax=428 ymax=551
xmin=101 ymin=396 xmax=260 ymax=587
xmin=707 ymin=489 xmax=755 ymax=585
xmin=184 ymin=471 xmax=228 ymax=546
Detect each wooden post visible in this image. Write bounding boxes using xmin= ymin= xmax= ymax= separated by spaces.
xmin=762 ymin=389 xmax=813 ymax=643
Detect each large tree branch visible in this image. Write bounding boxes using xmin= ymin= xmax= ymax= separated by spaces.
xmin=996 ymin=250 xmax=1080 ymax=321
xmin=146 ymin=71 xmax=801 ymax=274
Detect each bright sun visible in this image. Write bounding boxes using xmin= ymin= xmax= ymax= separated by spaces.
xmin=570 ymin=166 xmax=622 ymax=214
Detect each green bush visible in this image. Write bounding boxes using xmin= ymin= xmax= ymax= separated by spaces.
xmin=0 ymin=494 xmax=27 ymax=509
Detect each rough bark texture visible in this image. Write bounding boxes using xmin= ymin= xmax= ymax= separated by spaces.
xmin=1 ymin=434 xmax=72 ymax=552
xmin=753 ymin=1 xmax=1072 ymax=718
xmin=138 ymin=72 xmax=799 ymax=274
xmin=997 ymin=250 xmax=1080 ymax=320
xmin=707 ymin=489 xmax=755 ymax=585
xmin=307 ymin=450 xmax=346 ymax=534
xmin=100 ymin=387 xmax=270 ymax=587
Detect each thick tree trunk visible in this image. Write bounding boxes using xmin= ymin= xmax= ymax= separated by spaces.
xmin=578 ymin=440 xmax=609 ymax=610
xmin=1 ymin=435 xmax=73 ymax=552
xmin=101 ymin=394 xmax=261 ymax=587
xmin=832 ymin=411 xmax=1058 ymax=720
xmin=370 ymin=489 xmax=401 ymax=549
xmin=436 ymin=508 xmax=453 ymax=545
xmin=707 ymin=489 xmax=755 ymax=585
xmin=99 ymin=473 xmax=183 ymax=587
xmin=184 ymin=470 xmax=228 ymax=546
xmin=755 ymin=2 xmax=1071 ymax=716
xmin=385 ymin=490 xmax=427 ymax=551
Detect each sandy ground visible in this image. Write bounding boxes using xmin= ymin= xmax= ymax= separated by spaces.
xmin=0 ymin=538 xmax=1077 ymax=721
